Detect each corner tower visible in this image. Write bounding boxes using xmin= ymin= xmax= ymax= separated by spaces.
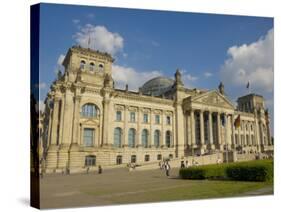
xmin=62 ymin=45 xmax=114 ymax=87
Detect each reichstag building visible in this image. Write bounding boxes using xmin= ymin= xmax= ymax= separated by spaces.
xmin=41 ymin=46 xmax=273 ymax=173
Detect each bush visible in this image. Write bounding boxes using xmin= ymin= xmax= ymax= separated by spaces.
xmin=226 ymin=160 xmax=273 ymax=182
xmin=179 ymin=164 xmax=228 ymax=180
xmin=179 ymin=160 xmax=273 ymax=182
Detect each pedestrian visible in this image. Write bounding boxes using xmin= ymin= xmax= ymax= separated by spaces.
xmin=185 ymin=160 xmax=189 ymax=168
xmin=164 ymin=161 xmax=171 ymax=177
xmin=86 ymin=167 xmax=90 ymax=174
xmin=180 ymin=160 xmax=185 ymax=169
xmin=98 ymin=165 xmax=102 ymax=174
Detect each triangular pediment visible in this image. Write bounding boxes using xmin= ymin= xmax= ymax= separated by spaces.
xmin=80 ymin=118 xmax=100 ymax=126
xmin=191 ymin=90 xmax=235 ymax=109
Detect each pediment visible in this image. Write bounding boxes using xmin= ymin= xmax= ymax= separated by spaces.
xmin=80 ymin=118 xmax=100 ymax=126
xmin=191 ymin=90 xmax=235 ymax=109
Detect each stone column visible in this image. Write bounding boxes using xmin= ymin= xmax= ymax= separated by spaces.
xmin=208 ymin=111 xmax=214 ymax=149
xmin=266 ymin=122 xmax=271 ymax=145
xmin=216 ymin=112 xmax=222 ymax=148
xmin=238 ymin=122 xmax=241 ymax=146
xmin=190 ymin=110 xmax=196 ymax=147
xmin=50 ymin=97 xmax=60 ymax=145
xmin=161 ymin=111 xmax=165 ymax=147
xmin=231 ymin=114 xmax=235 ymax=148
xmin=137 ymin=108 xmax=142 ymax=147
xmin=124 ymin=106 xmax=128 ymax=147
xmin=102 ymin=98 xmax=110 ymax=146
xmin=187 ymin=111 xmax=192 ymax=146
xmin=61 ymin=86 xmax=74 ymax=145
xmin=58 ymin=98 xmax=65 ymax=145
xmin=149 ymin=111 xmax=153 ymax=147
xmin=200 ymin=110 xmax=205 ymax=152
xmin=225 ymin=114 xmax=229 ymax=147
xmin=71 ymin=95 xmax=81 ymax=144
xmin=47 ymin=108 xmax=52 ymax=147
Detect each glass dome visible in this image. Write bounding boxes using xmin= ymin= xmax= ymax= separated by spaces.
xmin=141 ymin=76 xmax=174 ymax=96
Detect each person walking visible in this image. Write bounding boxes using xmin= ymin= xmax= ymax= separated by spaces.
xmin=98 ymin=165 xmax=102 ymax=174
xmin=164 ymin=161 xmax=171 ymax=177
xmin=185 ymin=160 xmax=189 ymax=168
xmin=180 ymin=160 xmax=185 ymax=169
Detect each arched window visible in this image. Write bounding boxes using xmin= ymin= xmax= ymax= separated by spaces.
xmin=99 ymin=64 xmax=104 ymax=71
xmin=80 ymin=60 xmax=86 ymax=69
xmin=128 ymin=128 xmax=136 ymax=147
xmin=142 ymin=129 xmax=148 ymax=148
xmin=81 ymin=104 xmax=98 ymax=118
xmin=89 ymin=62 xmax=95 ymax=71
xmin=114 ymin=127 xmax=122 ymax=147
xmin=154 ymin=130 xmax=160 ymax=147
xmin=85 ymin=155 xmax=96 ymax=166
xmin=166 ymin=131 xmax=172 ymax=147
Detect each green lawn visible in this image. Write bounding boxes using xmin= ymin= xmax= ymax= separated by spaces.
xmin=40 ymin=167 xmax=273 ymax=208
xmin=82 ymin=179 xmax=272 ymax=204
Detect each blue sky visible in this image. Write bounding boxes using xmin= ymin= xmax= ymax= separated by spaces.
xmin=38 ymin=3 xmax=274 ymax=132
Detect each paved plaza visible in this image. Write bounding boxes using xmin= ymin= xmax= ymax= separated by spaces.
xmin=40 ymin=167 xmax=273 ymax=209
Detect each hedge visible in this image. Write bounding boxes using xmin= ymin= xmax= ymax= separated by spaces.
xmin=226 ymin=160 xmax=273 ymax=182
xmin=179 ymin=160 xmax=273 ymax=182
xmin=179 ymin=163 xmax=228 ymax=180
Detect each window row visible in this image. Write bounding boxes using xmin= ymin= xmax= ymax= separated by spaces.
xmin=80 ymin=60 xmax=104 ymax=71
xmin=84 ymin=154 xmax=174 ymax=166
xmin=114 ymin=128 xmax=172 ymax=148
xmin=82 ymin=128 xmax=173 ymax=148
xmin=116 ymin=111 xmax=171 ymax=125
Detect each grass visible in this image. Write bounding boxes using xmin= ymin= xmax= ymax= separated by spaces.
xmin=40 ymin=166 xmax=273 ymax=208
xmin=82 ymin=180 xmax=272 ymax=204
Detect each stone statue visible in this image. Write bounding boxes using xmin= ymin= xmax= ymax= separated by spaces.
xmin=218 ymin=82 xmax=224 ymax=95
xmin=104 ymin=73 xmax=113 ymax=88
xmin=175 ymin=69 xmax=183 ymax=86
xmin=57 ymin=70 xmax=62 ymax=79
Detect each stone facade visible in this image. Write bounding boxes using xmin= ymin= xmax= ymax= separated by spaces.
xmin=41 ymin=46 xmax=273 ymax=173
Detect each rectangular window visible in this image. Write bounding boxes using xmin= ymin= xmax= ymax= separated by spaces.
xmin=83 ymin=128 xmax=94 ymax=147
xmin=116 ymin=111 xmax=122 ymax=121
xmin=130 ymin=112 xmax=135 ymax=122
xmin=166 ymin=116 xmax=171 ymax=125
xmin=155 ymin=115 xmax=160 ymax=124
xmin=143 ymin=114 xmax=148 ymax=123
xmin=144 ymin=155 xmax=150 ymax=162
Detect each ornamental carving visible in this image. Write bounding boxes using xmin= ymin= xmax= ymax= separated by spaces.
xmin=128 ymin=106 xmax=138 ymax=112
xmin=114 ymin=104 xmax=125 ymax=111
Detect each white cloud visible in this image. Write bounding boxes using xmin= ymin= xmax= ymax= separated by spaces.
xmin=35 ymin=82 xmax=47 ymax=89
xmin=184 ymin=74 xmax=198 ymax=82
xmin=112 ymin=65 xmax=162 ymax=91
xmin=204 ymin=72 xmax=213 ymax=78
xmin=220 ymin=28 xmax=274 ymax=93
xmin=53 ymin=54 xmax=66 ymax=75
xmin=38 ymin=100 xmax=45 ymax=112
xmin=73 ymin=24 xmax=124 ymax=56
xmin=151 ymin=40 xmax=160 ymax=47
xmin=57 ymin=54 xmax=65 ymax=66
xmin=87 ymin=13 xmax=95 ymax=19
xmin=72 ymin=19 xmax=80 ymax=24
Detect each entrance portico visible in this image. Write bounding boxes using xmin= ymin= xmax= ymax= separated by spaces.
xmin=183 ymin=90 xmax=236 ymax=155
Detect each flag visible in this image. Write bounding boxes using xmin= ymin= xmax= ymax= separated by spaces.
xmin=88 ymin=35 xmax=91 ymax=48
xmin=234 ymin=115 xmax=241 ymax=129
xmin=246 ymin=81 xmax=250 ymax=89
